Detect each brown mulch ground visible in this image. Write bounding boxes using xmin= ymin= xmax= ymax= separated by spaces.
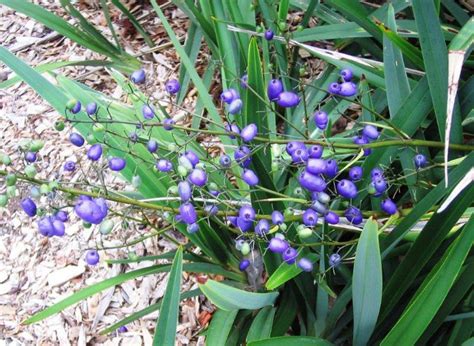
xmin=0 ymin=1 xmax=210 ymax=344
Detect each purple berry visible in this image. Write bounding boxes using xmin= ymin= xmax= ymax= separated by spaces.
xmin=165 ymin=79 xmax=180 ymax=94
xmin=219 ymin=154 xmax=231 ymax=168
xmin=267 ymin=79 xmax=284 ymax=101
xmin=184 ymin=150 xmax=200 ymax=168
xmin=239 ymin=205 xmax=256 ymax=221
xmin=225 ymin=123 xmax=241 ymax=139
xmin=239 ymin=259 xmax=250 ymax=271
xmin=129 ymin=132 xmax=138 ymax=142
xmin=241 ymin=123 xmax=258 ymax=142
xmin=179 ymin=202 xmax=198 ymax=224
xmin=298 ymin=170 xmax=327 ymax=192
xmin=228 ymin=216 xmax=238 ymax=227
xmin=381 ymin=198 xmax=397 ymax=215
xmin=302 ymin=208 xmax=318 ymax=226
xmin=131 ymin=69 xmax=146 ymax=84
xmin=64 ymin=161 xmax=76 ymax=172
xmin=52 ymin=219 xmax=65 ymax=236
xmin=108 ymin=157 xmax=126 ymax=171
xmin=87 ymin=144 xmax=102 ymax=161
xmin=337 ymin=179 xmax=358 ymax=199
xmin=71 ymin=101 xmax=81 ymax=114
xmin=118 ymin=325 xmax=128 ymax=333
xmin=55 ymin=210 xmax=68 ymax=222
xmin=329 ymin=253 xmax=341 ymax=267
xmin=242 ymin=169 xmax=259 ymax=186
xmin=255 ymin=219 xmax=270 ymax=236
xmin=147 ymin=140 xmax=158 ymax=153
xmin=414 ymin=154 xmax=427 ymax=169
xmin=268 ymin=237 xmax=289 ymax=253
xmin=286 ymin=141 xmax=306 ymax=156
xmin=234 ymin=146 xmax=252 ymax=168
xmin=371 ymin=168 xmax=384 ymax=180
xmin=345 ymin=206 xmax=363 ymax=225
xmin=228 ymin=98 xmax=243 ymax=114
xmin=21 ymin=198 xmax=37 ymax=217
xmin=374 ymin=178 xmax=387 ymax=193
xmin=70 ymin=133 xmax=85 ymax=147
xmin=75 ymin=197 xmax=108 ymax=224
xmin=282 ymin=247 xmax=298 ymax=264
xmin=188 ymin=169 xmax=207 ymax=187
xmin=324 ymin=159 xmax=338 ymax=178
xmin=362 ymin=125 xmax=379 ymax=141
xmin=314 ymin=111 xmax=328 ymax=130
xmin=276 ymin=91 xmax=300 ymax=108
xmin=325 ymin=211 xmax=339 ymax=224
xmin=237 ymin=217 xmax=253 ymax=232
xmin=340 ymin=68 xmax=353 ymax=82
xmin=264 ymin=29 xmax=274 ymax=40
xmin=291 ymin=148 xmax=309 ymax=164
xmin=142 ymin=105 xmax=155 ymax=120
xmin=338 ymin=82 xmax=357 ymax=97
xmin=178 ymin=181 xmax=192 ymax=202
xmin=308 ymin=145 xmax=323 ymax=159
xmin=349 ymin=166 xmax=363 ymax=181
xmin=328 ymin=82 xmax=341 ymax=94
xmin=204 ymin=205 xmax=218 ymax=216
xmin=306 ymin=158 xmax=326 ymax=175
xmin=241 ymin=74 xmax=248 ymax=89
xmin=163 ymin=118 xmax=175 ymax=130
xmin=311 ymin=200 xmax=327 ymax=215
xmin=271 ymin=211 xmax=284 ymax=225
xmin=85 ymin=250 xmax=100 ymax=265
xmin=156 ymin=159 xmax=172 ymax=172
xmin=353 ymin=135 xmax=372 ymax=156
xmin=187 ymin=223 xmax=200 ymax=233
xmin=298 ymin=258 xmax=313 ymax=272
xmin=37 ymin=216 xmax=54 ymax=237
xmin=221 ymin=88 xmax=240 ymax=104
xmin=86 ymin=102 xmax=97 ymax=115
xmin=25 ymin=152 xmax=37 ymax=163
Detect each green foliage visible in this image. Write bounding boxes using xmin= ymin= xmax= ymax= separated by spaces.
xmin=0 ymin=0 xmax=473 ymax=344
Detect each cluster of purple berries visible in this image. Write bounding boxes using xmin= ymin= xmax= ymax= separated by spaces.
xmin=267 ymin=79 xmax=300 ymax=108
xmin=328 ymin=68 xmax=358 ymax=97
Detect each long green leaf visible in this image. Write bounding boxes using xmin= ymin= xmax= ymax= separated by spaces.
xmin=199 ymin=279 xmax=279 ymax=311
xmin=381 ymin=215 xmax=474 ymax=345
xmin=153 ymin=247 xmax=183 ymax=345
xmin=247 ymin=307 xmax=276 ymax=342
xmin=352 ymin=218 xmax=382 ymax=346
xmin=248 ymin=336 xmax=332 ymax=346
xmin=110 ymin=0 xmax=154 ymax=47
xmin=206 ymin=309 xmax=238 ymax=344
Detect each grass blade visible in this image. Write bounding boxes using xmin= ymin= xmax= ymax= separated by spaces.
xmin=247 ymin=307 xmax=276 ymax=342
xmin=381 ymin=215 xmax=474 ymax=345
xmin=352 ymin=218 xmax=382 ymax=346
xmin=206 ymin=309 xmax=239 ymax=344
xmin=199 ymin=279 xmax=279 ymax=311
xmin=153 ymin=247 xmax=183 ymax=345
xmin=248 ymin=336 xmax=332 ymax=346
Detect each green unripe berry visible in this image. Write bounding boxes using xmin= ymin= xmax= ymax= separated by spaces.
xmin=167 ymin=143 xmax=177 ymax=152
xmin=40 ymin=184 xmax=50 ymax=195
xmin=195 ymin=162 xmax=206 ymax=170
xmin=5 ymin=174 xmax=17 ymax=186
xmin=178 ymin=156 xmax=193 ymax=171
xmin=66 ymin=98 xmax=78 ymax=110
xmin=299 ymin=67 xmax=306 ymax=76
xmin=87 ymin=134 xmax=97 ymax=144
xmin=36 ymin=208 xmax=46 ymax=217
xmin=241 ymin=242 xmax=250 ymax=256
xmin=30 ymin=187 xmax=41 ymax=198
xmin=49 ymin=181 xmax=59 ymax=191
xmin=298 ymin=227 xmax=313 ymax=239
xmin=92 ymin=123 xmax=105 ymax=133
xmin=283 ymin=208 xmax=294 ymax=218
xmin=256 ymin=26 xmax=264 ymax=33
xmin=177 ymin=165 xmax=188 ymax=177
xmin=279 ymin=223 xmax=287 ymax=232
xmin=54 ymin=121 xmax=65 ymax=131
xmin=128 ymin=251 xmax=138 ymax=261
xmin=1 ymin=154 xmax=11 ymax=166
xmin=208 ymin=182 xmax=218 ymax=191
xmin=132 ymin=175 xmax=141 ymax=188
xmin=296 ymin=224 xmax=305 ymax=232
xmin=296 ymin=25 xmax=304 ymax=32
xmin=0 ymin=194 xmax=8 ymax=207
xmin=99 ymin=219 xmax=114 ymax=235
xmin=168 ymin=185 xmax=178 ymax=195
xmin=29 ymin=140 xmax=44 ymax=152
xmin=24 ymin=165 xmax=37 ymax=178
xmin=83 ymin=222 xmax=92 ymax=229
xmin=271 ymin=144 xmax=282 ymax=158
xmin=6 ymin=186 xmax=16 ymax=198
xmin=367 ymin=184 xmax=376 ymax=195
xmin=278 ymin=22 xmax=287 ymax=32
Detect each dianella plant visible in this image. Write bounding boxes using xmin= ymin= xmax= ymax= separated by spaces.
xmin=0 ymin=0 xmax=473 ymax=345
